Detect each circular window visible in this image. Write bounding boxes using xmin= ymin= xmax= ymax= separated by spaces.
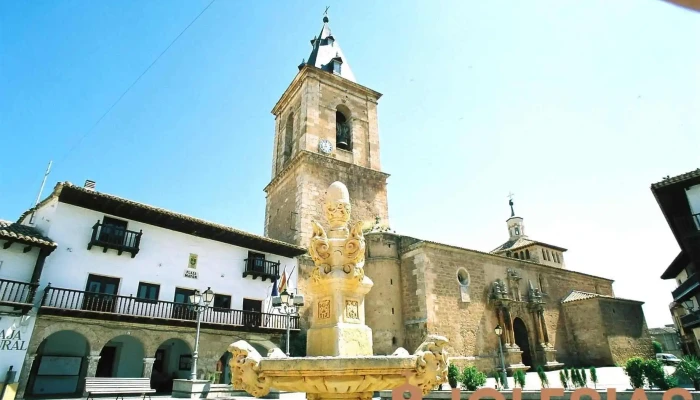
xmin=457 ymin=268 xmax=470 ymax=286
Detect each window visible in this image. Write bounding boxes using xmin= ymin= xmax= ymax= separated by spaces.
xmin=525 ymin=249 xmax=530 ymax=259
xmin=391 ymin=307 xmax=395 ymax=315
xmin=333 ymin=60 xmax=341 ymax=74
xmin=515 ymin=227 xmax=520 ymax=235
xmin=514 ymin=252 xmax=519 ymax=259
xmin=243 ymin=298 xmax=263 ymax=327
xmin=457 ymin=269 xmax=470 ymax=286
xmin=390 ymin=279 xmax=393 ymax=285
xmin=542 ymin=249 xmax=546 ymax=259
xmin=283 ymin=114 xmax=294 ymax=162
xmin=83 ymin=274 xmax=120 ymax=312
xmin=546 ymin=250 xmax=551 ymax=261
xmin=519 ymin=251 xmax=524 ymax=259
xmin=214 ymin=294 xmax=231 ymax=310
xmin=506 ymin=251 xmax=511 ymax=257
xmin=137 ymin=282 xmax=159 ymax=302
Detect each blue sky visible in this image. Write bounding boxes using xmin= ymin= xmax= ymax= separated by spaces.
xmin=1 ymin=0 xmax=699 ymax=328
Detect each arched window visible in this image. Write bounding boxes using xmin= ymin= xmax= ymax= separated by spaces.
xmin=546 ymin=250 xmax=551 ymax=261
xmin=514 ymin=252 xmax=519 ymax=259
xmin=542 ymin=248 xmax=546 ymax=259
xmin=519 ymin=251 xmax=524 ymax=259
xmin=336 ymin=108 xmax=351 ymax=151
xmin=284 ymin=113 xmax=294 ymax=160
xmin=525 ymin=249 xmax=530 ymax=259
xmin=457 ymin=268 xmax=470 ymax=286
xmin=515 ymin=227 xmax=520 ymax=235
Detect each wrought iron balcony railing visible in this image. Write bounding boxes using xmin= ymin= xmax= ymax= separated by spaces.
xmin=673 ymin=273 xmax=700 ymax=303
xmin=87 ymin=221 xmax=142 ymax=258
xmin=0 ymin=278 xmax=37 ymax=313
xmin=39 ymin=285 xmax=298 ymax=331
xmin=681 ymin=311 xmax=700 ymax=330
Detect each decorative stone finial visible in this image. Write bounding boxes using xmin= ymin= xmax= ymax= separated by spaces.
xmin=324 ymin=181 xmax=351 ymax=230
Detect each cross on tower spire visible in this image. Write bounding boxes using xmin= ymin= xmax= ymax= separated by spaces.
xmin=507 ymin=192 xmax=515 ymax=217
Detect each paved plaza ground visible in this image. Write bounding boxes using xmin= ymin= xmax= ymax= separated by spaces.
xmin=25 ymin=366 xmax=692 ymax=400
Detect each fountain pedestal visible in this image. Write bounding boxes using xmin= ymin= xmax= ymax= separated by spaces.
xmin=230 ymin=182 xmax=449 ymax=400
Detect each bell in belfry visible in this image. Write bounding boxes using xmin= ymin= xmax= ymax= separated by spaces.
xmin=336 ymin=112 xmax=350 ymax=149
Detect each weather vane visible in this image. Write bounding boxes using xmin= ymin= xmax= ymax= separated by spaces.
xmin=324 ymin=6 xmax=330 ymax=15
xmin=507 ymin=192 xmax=515 ymax=217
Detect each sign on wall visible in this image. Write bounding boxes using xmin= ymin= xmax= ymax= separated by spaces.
xmin=0 ymin=329 xmax=27 ymax=351
xmin=185 ymin=253 xmax=199 ymax=279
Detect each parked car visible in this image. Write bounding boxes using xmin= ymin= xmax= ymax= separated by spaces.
xmin=657 ymin=353 xmax=682 ymax=365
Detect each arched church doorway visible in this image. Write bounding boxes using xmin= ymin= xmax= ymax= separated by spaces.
xmin=513 ymin=317 xmax=533 ymax=367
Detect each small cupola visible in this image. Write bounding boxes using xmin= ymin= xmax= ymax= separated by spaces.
xmin=506 ymin=198 xmax=526 ymax=240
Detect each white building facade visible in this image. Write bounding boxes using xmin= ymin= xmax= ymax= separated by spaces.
xmin=10 ymin=181 xmax=306 ymax=399
xmin=0 ymin=220 xmax=57 ymax=400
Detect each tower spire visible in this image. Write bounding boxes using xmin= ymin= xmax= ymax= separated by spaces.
xmin=298 ymin=10 xmax=357 ymax=82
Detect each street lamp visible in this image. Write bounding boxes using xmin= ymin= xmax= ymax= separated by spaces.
xmin=272 ymin=288 xmax=304 ymax=356
xmin=495 ymin=324 xmax=509 ymax=389
xmin=189 ymin=287 xmax=214 ymax=380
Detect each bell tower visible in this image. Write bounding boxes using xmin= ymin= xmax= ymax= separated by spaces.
xmin=264 ymin=13 xmax=390 ymax=248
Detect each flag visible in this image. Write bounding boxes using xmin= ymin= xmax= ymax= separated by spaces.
xmin=271 ymin=276 xmax=279 ymax=297
xmin=279 ymin=269 xmax=288 ymax=293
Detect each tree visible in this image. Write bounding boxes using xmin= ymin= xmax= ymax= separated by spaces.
xmin=652 ymin=341 xmax=663 ymax=354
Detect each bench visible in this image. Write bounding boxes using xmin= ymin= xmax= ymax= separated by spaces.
xmin=85 ymin=377 xmax=155 ymax=400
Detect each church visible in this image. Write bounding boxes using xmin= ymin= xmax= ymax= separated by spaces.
xmin=262 ymin=14 xmax=654 ymax=372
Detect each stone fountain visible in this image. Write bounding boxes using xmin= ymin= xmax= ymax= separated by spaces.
xmin=229 ymin=181 xmax=449 ymax=400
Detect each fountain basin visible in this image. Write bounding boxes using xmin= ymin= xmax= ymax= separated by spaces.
xmin=229 ymin=336 xmax=449 ymax=400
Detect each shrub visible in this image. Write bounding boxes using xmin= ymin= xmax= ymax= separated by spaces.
xmin=589 ymin=366 xmax=598 ymax=389
xmin=624 ymin=357 xmax=646 ymax=389
xmin=643 ymin=359 xmax=668 ymax=390
xmin=652 ymin=341 xmax=663 ymax=354
xmin=460 ymin=366 xmax=487 ymax=391
xmin=536 ymin=366 xmax=549 ymax=388
xmin=580 ymin=368 xmax=587 ymax=387
xmin=673 ymin=355 xmax=700 ymax=390
xmin=559 ymin=370 xmax=568 ymax=390
xmin=448 ymin=363 xmax=460 ymax=389
xmin=514 ymin=370 xmax=526 ymax=388
xmin=570 ymin=368 xmax=580 ymax=388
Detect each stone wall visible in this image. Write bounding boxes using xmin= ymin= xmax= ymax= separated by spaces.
xmin=365 ymin=232 xmax=404 ymax=355
xmin=599 ymin=298 xmax=655 ymax=365
xmin=16 ymin=315 xmax=283 ymax=399
xmin=562 ymin=299 xmax=611 ymax=366
xmin=264 ymin=166 xmax=300 ymax=243
xmin=393 ymin=240 xmax=620 ymax=370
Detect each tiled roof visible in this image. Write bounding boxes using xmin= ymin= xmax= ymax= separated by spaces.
xmin=560 ymin=289 xmax=642 ymax=305
xmin=649 ymin=326 xmax=678 ymax=335
xmin=651 ymin=168 xmax=700 ymax=189
xmin=491 ymin=237 xmax=567 ymax=253
xmin=0 ymin=219 xmax=56 ymax=248
xmin=29 ymin=182 xmax=307 ymax=257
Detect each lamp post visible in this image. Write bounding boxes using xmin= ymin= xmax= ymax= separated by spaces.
xmin=495 ymin=324 xmax=509 ymax=389
xmin=189 ymin=287 xmax=214 ymax=380
xmin=273 ymin=288 xmax=303 ymax=356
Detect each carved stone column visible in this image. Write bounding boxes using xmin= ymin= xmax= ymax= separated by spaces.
xmin=86 ymin=354 xmax=101 ymax=378
xmin=15 ymin=354 xmax=37 ymax=399
xmin=83 ymin=354 xmax=102 ymax=396
xmin=533 ymin=310 xmax=545 ymax=346
xmin=539 ymin=310 xmax=550 ymax=346
xmin=504 ymin=307 xmax=516 ymax=347
xmin=143 ymin=357 xmax=156 ymax=378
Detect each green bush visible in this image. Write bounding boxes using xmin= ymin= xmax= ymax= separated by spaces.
xmin=624 ymin=357 xmax=646 ymax=389
xmin=460 ymin=366 xmax=487 ymax=391
xmin=536 ymin=366 xmax=549 ymax=388
xmin=643 ymin=359 xmax=668 ymax=390
xmin=673 ymin=355 xmax=700 ymax=390
xmin=448 ymin=363 xmax=460 ymax=389
xmin=589 ymin=366 xmax=598 ymax=389
xmin=570 ymin=368 xmax=581 ymax=388
xmin=580 ymin=368 xmax=587 ymax=387
xmin=514 ymin=370 xmax=526 ymax=388
xmin=652 ymin=341 xmax=663 ymax=354
xmin=559 ymin=370 xmax=569 ymax=390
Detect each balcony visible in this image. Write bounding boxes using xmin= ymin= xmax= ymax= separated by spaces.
xmin=0 ymin=278 xmax=37 ymax=314
xmin=673 ymin=273 xmax=700 ymax=303
xmin=39 ymin=286 xmax=298 ymax=332
xmin=87 ymin=221 xmax=142 ymax=258
xmin=681 ymin=311 xmax=700 ymax=330
xmin=242 ymin=258 xmax=280 ymax=282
